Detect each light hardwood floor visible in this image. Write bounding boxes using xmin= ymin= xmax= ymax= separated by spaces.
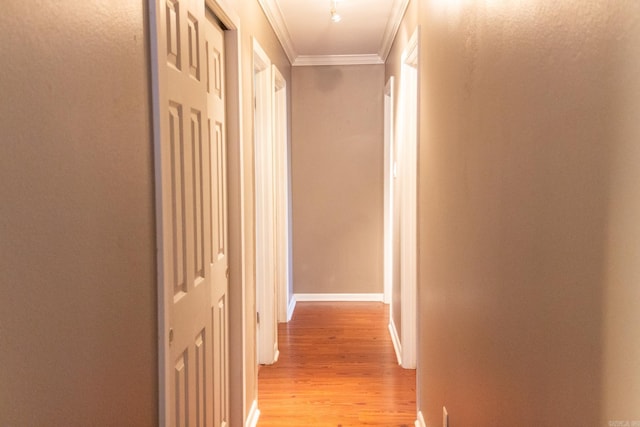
xmin=257 ymin=302 xmax=416 ymax=426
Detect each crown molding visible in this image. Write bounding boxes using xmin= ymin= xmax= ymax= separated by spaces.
xmin=293 ymin=54 xmax=384 ymax=67
xmin=257 ymin=0 xmax=297 ymax=64
xmin=259 ymin=0 xmax=409 ymax=66
xmin=378 ymin=0 xmax=410 ymax=61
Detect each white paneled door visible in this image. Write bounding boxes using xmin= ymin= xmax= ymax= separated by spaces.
xmin=156 ymin=0 xmax=229 ymax=425
xmin=205 ymin=10 xmax=229 ymax=427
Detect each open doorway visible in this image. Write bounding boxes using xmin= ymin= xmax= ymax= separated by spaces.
xmin=384 ymin=76 xmax=395 ymax=308
xmin=253 ymin=39 xmax=292 ymax=366
xmin=394 ymin=28 xmax=419 ymax=369
xmin=253 ymin=39 xmax=279 ymax=366
xmin=272 ymin=66 xmax=293 ymax=323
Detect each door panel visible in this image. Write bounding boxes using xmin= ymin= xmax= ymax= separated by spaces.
xmin=195 ymin=329 xmax=207 ymax=427
xmin=205 ymin=11 xmax=229 ymax=427
xmin=174 ymin=351 xmax=188 ymax=427
xmin=158 ymin=0 xmax=228 ymax=425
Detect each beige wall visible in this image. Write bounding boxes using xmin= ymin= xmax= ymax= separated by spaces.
xmin=291 ymin=65 xmax=385 ymax=295
xmin=600 ymin=2 xmax=640 ymax=421
xmin=0 ymin=0 xmax=292 ymax=425
xmin=385 ymin=0 xmax=640 ymax=425
xmin=0 ymin=1 xmax=157 ymax=425
xmin=213 ymin=0 xmax=292 ymax=423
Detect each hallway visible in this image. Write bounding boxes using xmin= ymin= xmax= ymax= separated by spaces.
xmin=3 ymin=1 xmax=640 ymax=425
xmin=257 ymin=302 xmax=416 ymax=426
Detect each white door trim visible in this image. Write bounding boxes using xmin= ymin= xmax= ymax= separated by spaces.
xmin=253 ymin=38 xmax=279 ymax=366
xmin=245 ymin=399 xmax=260 ymax=427
xmin=383 ymin=76 xmax=395 ymax=306
xmin=398 ymin=28 xmax=419 ymax=370
xmin=272 ymin=65 xmax=291 ymax=324
xmin=149 ymin=0 xmax=246 ymax=424
xmin=287 ymin=294 xmax=297 ymax=321
xmin=388 ymin=312 xmax=402 ymax=365
xmin=148 ymin=3 xmax=167 ymax=420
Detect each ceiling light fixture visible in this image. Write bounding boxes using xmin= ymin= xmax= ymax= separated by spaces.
xmin=330 ymin=0 xmax=341 ymax=22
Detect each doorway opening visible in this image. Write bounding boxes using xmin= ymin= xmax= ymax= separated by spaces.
xmin=253 ymin=38 xmax=279 ymax=366
xmin=384 ymin=76 xmax=395 ymax=308
xmin=272 ymin=66 xmax=292 ymax=323
xmin=396 ymin=27 xmax=419 ymax=369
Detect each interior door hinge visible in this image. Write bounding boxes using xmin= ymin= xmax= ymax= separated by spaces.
xmin=257 ymin=312 xmax=260 ymax=324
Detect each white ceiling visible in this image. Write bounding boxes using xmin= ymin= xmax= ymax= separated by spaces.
xmin=258 ymin=0 xmax=410 ymax=66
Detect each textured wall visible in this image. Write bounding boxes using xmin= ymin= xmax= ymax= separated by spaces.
xmin=408 ymin=0 xmax=640 ymax=425
xmin=219 ymin=0 xmax=293 ymax=423
xmin=600 ymin=1 xmax=640 ymax=421
xmin=0 ymin=1 xmax=157 ymax=425
xmin=0 ymin=0 xmax=294 ymax=425
xmin=292 ymin=64 xmax=384 ymax=295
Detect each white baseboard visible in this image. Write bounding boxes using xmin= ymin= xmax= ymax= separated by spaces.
xmin=388 ymin=317 xmax=403 ymax=365
xmin=245 ymin=399 xmax=260 ymax=427
xmin=415 ymin=410 xmax=426 ymax=427
xmin=294 ymin=293 xmax=384 ymax=302
xmin=287 ymin=294 xmax=297 ymax=321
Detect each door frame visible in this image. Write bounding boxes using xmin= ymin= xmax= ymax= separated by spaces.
xmin=253 ymin=38 xmax=279 ymax=366
xmin=397 ymin=27 xmax=419 ymax=370
xmin=383 ymin=76 xmax=395 ymax=307
xmin=272 ymin=65 xmax=291 ymax=323
xmin=149 ymin=0 xmax=247 ymax=424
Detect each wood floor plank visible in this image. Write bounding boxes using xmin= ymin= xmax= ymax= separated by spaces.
xmin=258 ymin=302 xmax=416 ymax=426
